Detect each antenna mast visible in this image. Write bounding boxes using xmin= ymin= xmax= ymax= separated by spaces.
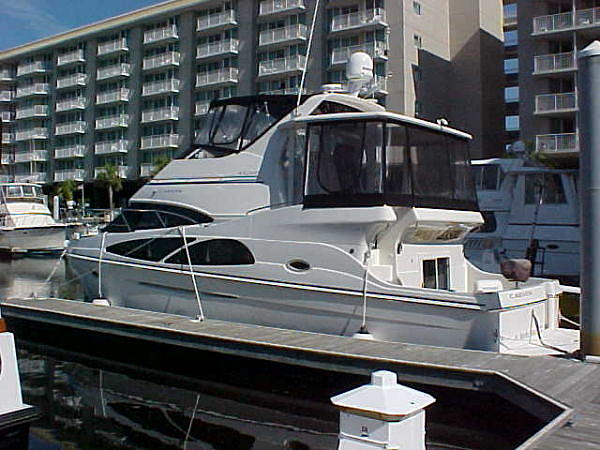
xmin=296 ymin=0 xmax=321 ymax=111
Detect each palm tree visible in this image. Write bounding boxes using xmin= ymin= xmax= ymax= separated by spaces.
xmin=97 ymin=164 xmax=123 ymax=210
xmin=56 ymin=179 xmax=76 ymax=202
xmin=151 ymin=155 xmax=172 ymax=177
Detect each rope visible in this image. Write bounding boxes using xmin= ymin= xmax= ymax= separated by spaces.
xmin=179 ymin=226 xmax=204 ymax=321
xmin=183 ymin=394 xmax=200 ymax=450
xmin=44 ymin=248 xmax=67 ymax=284
xmin=97 ymin=232 xmax=106 ymax=298
xmin=359 ymin=245 xmax=372 ymax=332
xmin=296 ymin=0 xmax=321 ymax=111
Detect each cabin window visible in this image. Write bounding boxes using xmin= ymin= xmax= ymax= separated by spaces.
xmin=107 ymin=238 xmax=188 ymax=262
xmin=166 ymin=239 xmax=255 ymax=265
xmin=422 ymin=257 xmax=450 ymax=289
xmin=478 ymin=212 xmax=497 ymax=233
xmin=473 ymin=165 xmax=502 ymax=190
xmin=524 ymin=174 xmax=566 ymax=205
xmin=103 ymin=205 xmax=211 ymax=233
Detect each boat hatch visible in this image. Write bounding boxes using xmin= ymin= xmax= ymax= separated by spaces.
xmin=303 ymin=119 xmax=479 ymax=211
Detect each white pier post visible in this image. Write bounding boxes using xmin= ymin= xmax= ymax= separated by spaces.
xmin=0 ymin=331 xmax=25 ymax=415
xmin=331 ymin=370 xmax=436 ymax=450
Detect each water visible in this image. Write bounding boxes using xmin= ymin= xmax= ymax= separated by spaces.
xmin=2 ymin=255 xmax=547 ymax=449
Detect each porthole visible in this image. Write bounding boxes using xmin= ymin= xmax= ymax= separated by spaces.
xmin=287 ymin=260 xmax=311 ymax=272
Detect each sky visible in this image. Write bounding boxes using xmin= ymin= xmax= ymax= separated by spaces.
xmin=0 ymin=0 xmax=165 ymax=51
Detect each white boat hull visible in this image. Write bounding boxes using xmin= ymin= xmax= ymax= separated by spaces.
xmin=0 ymin=226 xmax=66 ymax=252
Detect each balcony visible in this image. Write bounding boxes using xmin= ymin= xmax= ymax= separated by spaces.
xmin=196 ymin=39 xmax=239 ymax=59
xmin=0 ymin=90 xmax=15 ymax=102
xmin=259 ymin=87 xmax=303 ymax=95
xmin=55 ymin=97 xmax=86 ymax=112
xmin=57 ymin=49 xmax=85 ymax=66
xmin=141 ymin=106 xmax=179 ymax=123
xmin=95 ymin=166 xmax=128 ymax=178
xmin=1 ymin=154 xmax=12 ymax=165
xmin=97 ymin=63 xmax=131 ymax=80
xmin=16 ymin=61 xmax=49 ymax=77
xmin=535 ymin=92 xmax=577 ymax=115
xmin=0 ymin=111 xmax=15 ymax=122
xmin=533 ymin=7 xmax=600 ymax=34
xmin=2 ymin=133 xmax=14 ymax=144
xmin=195 ymin=100 xmax=211 ymax=116
xmin=195 ymin=67 xmax=239 ymax=87
xmin=197 ymin=10 xmax=237 ymax=31
xmin=330 ymin=41 xmax=387 ymax=65
xmin=504 ymin=12 xmax=518 ymax=28
xmin=14 ymin=150 xmax=48 ymax=163
xmin=331 ymin=8 xmax=387 ymax=32
xmin=96 ymin=88 xmax=130 ymax=105
xmin=0 ymin=68 xmax=14 ymax=81
xmin=534 ymin=52 xmax=576 ymax=75
xmin=536 ymin=133 xmax=578 ymax=155
xmin=15 ymin=128 xmax=48 ymax=141
xmin=15 ymin=172 xmax=46 ymax=183
xmin=55 ymin=121 xmax=87 ymax=135
xmin=15 ymin=83 xmax=49 ymax=98
xmin=95 ymin=114 xmax=129 ymax=129
xmin=94 ymin=140 xmax=128 ymax=155
xmin=259 ymin=24 xmax=307 ymax=46
xmin=140 ymin=163 xmax=155 ymax=177
xmin=54 ymin=144 xmax=86 ymax=159
xmin=140 ymin=133 xmax=179 ymax=149
xmin=259 ymin=0 xmax=305 ymax=17
xmin=97 ymin=37 xmax=128 ymax=56
xmin=142 ymin=78 xmax=180 ymax=96
xmin=56 ymin=73 xmax=88 ymax=89
xmin=143 ymin=51 xmax=181 ymax=70
xmin=258 ymin=54 xmax=306 ymax=76
xmin=54 ymin=168 xmax=86 ymax=182
xmin=143 ymin=25 xmax=178 ymax=44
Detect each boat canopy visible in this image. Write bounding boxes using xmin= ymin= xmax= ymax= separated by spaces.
xmin=303 ymin=117 xmax=478 ymax=211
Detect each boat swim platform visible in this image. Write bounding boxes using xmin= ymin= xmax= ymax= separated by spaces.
xmin=2 ymin=297 xmax=600 ymax=449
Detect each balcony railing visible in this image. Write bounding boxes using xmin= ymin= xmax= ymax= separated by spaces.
xmin=534 ymin=7 xmax=600 ymax=34
xmin=97 ymin=63 xmax=131 ymax=80
xmin=55 ymin=98 xmax=86 ymax=112
xmin=0 ymin=68 xmax=14 ymax=80
xmin=15 ymin=83 xmax=49 ymax=98
xmin=97 ymin=37 xmax=128 ymax=55
xmin=15 ymin=173 xmax=46 ymax=183
xmin=95 ymin=114 xmax=129 ymax=129
xmin=95 ymin=166 xmax=128 ymax=178
xmin=57 ymin=49 xmax=85 ymax=66
xmin=55 ymin=121 xmax=87 ymax=135
xmin=142 ymin=79 xmax=180 ymax=96
xmin=56 ymin=73 xmax=88 ymax=89
xmin=14 ymin=150 xmax=48 ymax=163
xmin=16 ymin=61 xmax=49 ymax=77
xmin=54 ymin=144 xmax=86 ymax=159
xmin=258 ymin=54 xmax=306 ymax=76
xmin=0 ymin=90 xmax=15 ymax=102
xmin=96 ymin=88 xmax=130 ymax=104
xmin=197 ymin=10 xmax=237 ymax=30
xmin=259 ymin=87 xmax=304 ymax=95
xmin=140 ymin=163 xmax=155 ymax=177
xmin=196 ymin=39 xmax=239 ymax=59
xmin=259 ymin=0 xmax=305 ymax=16
xmin=331 ymin=41 xmax=387 ymax=65
xmin=95 ymin=140 xmax=129 ymax=154
xmin=2 ymin=133 xmax=14 ymax=144
xmin=143 ymin=25 xmax=178 ymax=44
xmin=0 ymin=111 xmax=14 ymax=122
xmin=16 ymin=104 xmax=48 ymax=120
xmin=143 ymin=51 xmax=181 ymax=70
xmin=1 ymin=154 xmax=12 ymax=165
xmin=54 ymin=169 xmax=86 ymax=182
xmin=140 ymin=133 xmax=179 ymax=149
xmin=15 ymin=128 xmax=48 ymax=141
xmin=536 ymin=133 xmax=578 ymax=154
xmin=331 ymin=8 xmax=387 ymax=32
xmin=195 ymin=67 xmax=239 ymax=86
xmin=535 ymin=92 xmax=577 ymax=114
xmin=141 ymin=106 xmax=179 ymax=123
xmin=504 ymin=12 xmax=518 ymax=27
xmin=534 ymin=52 xmax=576 ymax=74
xmin=259 ymin=24 xmax=307 ymax=46
xmin=195 ymin=100 xmax=211 ymax=116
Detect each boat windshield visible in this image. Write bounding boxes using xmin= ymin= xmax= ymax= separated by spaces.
xmin=0 ymin=184 xmax=44 ymax=203
xmin=304 ymin=120 xmax=478 ymax=210
xmin=186 ymin=95 xmax=304 ymax=158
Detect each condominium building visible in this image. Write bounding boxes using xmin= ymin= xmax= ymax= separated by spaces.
xmin=503 ymin=1 xmax=520 ymax=148
xmin=0 ymin=0 xmax=504 ymax=189
xmin=517 ymin=0 xmax=600 ymax=166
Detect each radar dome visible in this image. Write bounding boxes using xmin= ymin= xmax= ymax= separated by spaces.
xmin=346 ymin=52 xmax=374 ymax=80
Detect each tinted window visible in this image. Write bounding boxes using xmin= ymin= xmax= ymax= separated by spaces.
xmin=166 ymin=239 xmax=255 ymax=265
xmin=104 ymin=206 xmax=211 ymax=233
xmin=108 ymin=238 xmax=188 ymax=261
xmin=525 ymin=174 xmax=566 ymax=204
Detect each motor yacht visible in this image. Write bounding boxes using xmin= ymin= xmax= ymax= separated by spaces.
xmin=466 ymin=158 xmax=580 ymax=285
xmin=67 ymin=56 xmax=577 ymax=355
xmin=0 ymin=183 xmax=67 ymax=253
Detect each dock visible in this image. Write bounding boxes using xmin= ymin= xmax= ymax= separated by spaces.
xmin=2 ymin=297 xmax=600 ymax=449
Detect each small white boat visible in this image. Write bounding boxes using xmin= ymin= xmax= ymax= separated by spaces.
xmin=466 ymin=159 xmax=580 ymax=284
xmin=0 ymin=183 xmax=67 ymax=253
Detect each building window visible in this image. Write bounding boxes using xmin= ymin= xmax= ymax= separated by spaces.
xmin=412 ymin=64 xmax=422 ymax=81
xmin=413 ymin=1 xmax=422 ymax=15
xmin=413 ymin=34 xmax=422 ymax=48
xmin=503 ymin=3 xmax=517 ymax=21
xmin=504 ymin=30 xmax=518 ymax=47
xmin=505 ymin=115 xmax=520 ymax=131
xmin=504 ymin=58 xmax=519 ymax=74
xmin=422 ymin=257 xmax=450 ymax=290
xmin=504 ymin=86 xmax=519 ymax=103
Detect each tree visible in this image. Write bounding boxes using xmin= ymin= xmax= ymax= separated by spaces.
xmin=97 ymin=164 xmax=123 ymax=209
xmin=56 ymin=179 xmax=76 ymax=202
xmin=151 ymin=155 xmax=172 ymax=177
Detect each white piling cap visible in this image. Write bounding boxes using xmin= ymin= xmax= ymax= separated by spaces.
xmin=331 ymin=370 xmax=435 ymax=419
